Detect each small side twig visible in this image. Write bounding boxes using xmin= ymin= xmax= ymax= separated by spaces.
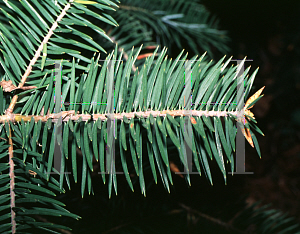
xmin=34 ymin=215 xmax=73 ymax=234
xmin=178 ymin=203 xmax=245 ymax=234
xmin=102 ymin=209 xmax=182 ymax=234
xmin=107 ymin=29 xmax=137 ymax=73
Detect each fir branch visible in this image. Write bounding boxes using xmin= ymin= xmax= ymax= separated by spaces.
xmin=5 ymin=0 xmax=75 ymax=115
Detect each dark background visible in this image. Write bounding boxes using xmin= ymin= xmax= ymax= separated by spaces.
xmin=202 ymin=0 xmax=300 ymax=219
xmin=55 ymin=1 xmax=300 ymax=233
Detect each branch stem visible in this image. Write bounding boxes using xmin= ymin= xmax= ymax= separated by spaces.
xmin=0 ymin=110 xmax=243 ymax=124
xmin=8 ymin=124 xmax=16 ymax=233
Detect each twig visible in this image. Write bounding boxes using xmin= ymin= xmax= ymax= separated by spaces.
xmin=0 ymin=110 xmax=246 ymax=124
xmin=34 ymin=215 xmax=73 ymax=234
xmin=107 ymin=29 xmax=138 ymax=73
xmin=178 ymin=203 xmax=245 ymax=234
xmin=8 ymin=124 xmax=16 ymax=233
xmin=119 ymin=47 xmax=137 ymax=73
xmin=0 ymin=137 xmax=7 ymax=141
xmin=102 ymin=209 xmax=182 ymax=234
